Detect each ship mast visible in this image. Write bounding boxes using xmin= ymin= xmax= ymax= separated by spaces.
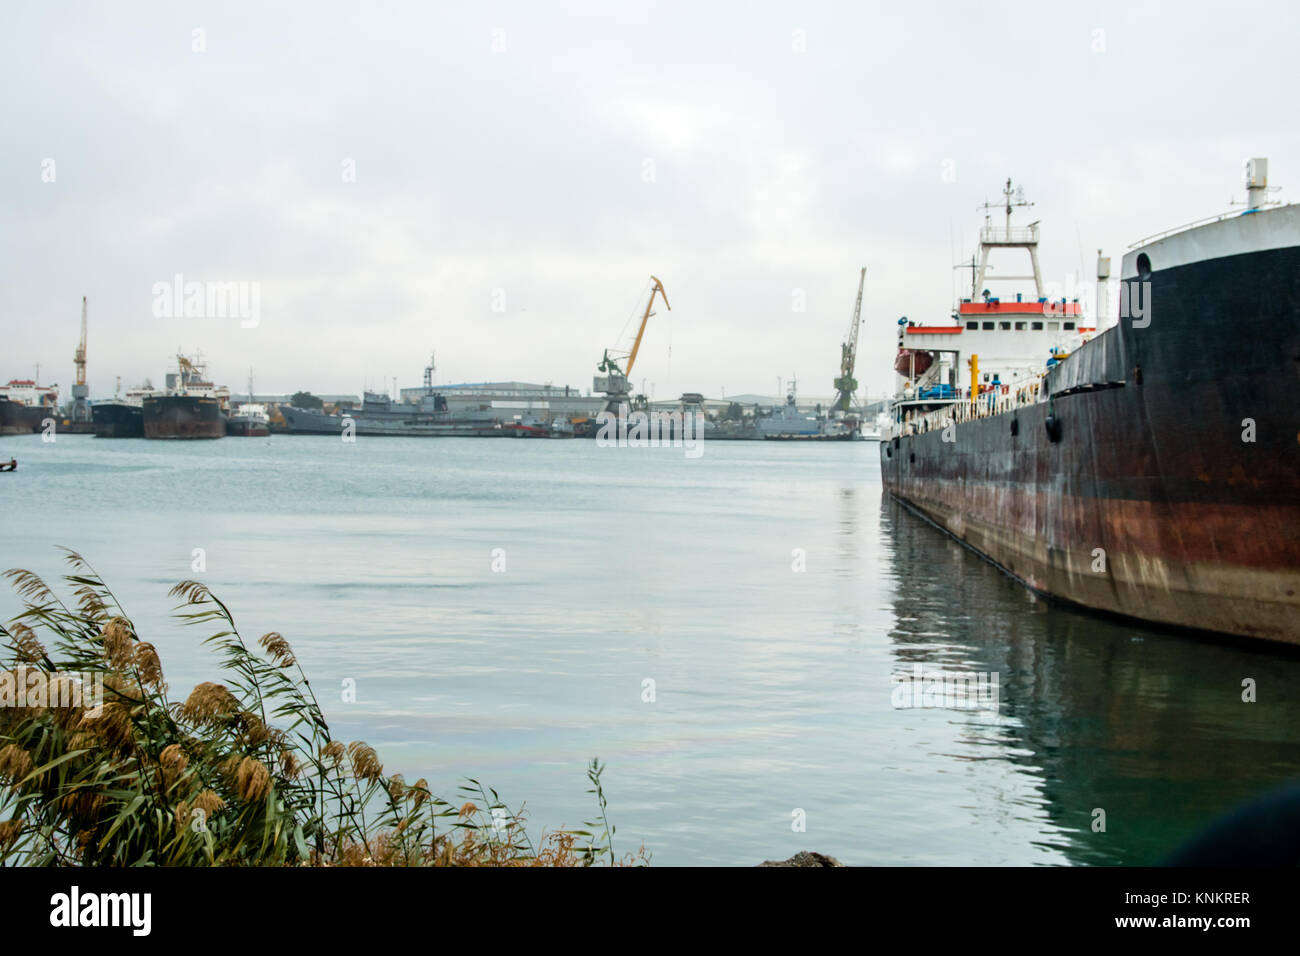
xmin=973 ymin=179 xmax=1043 ymax=301
xmin=423 ymin=352 xmax=436 ymax=393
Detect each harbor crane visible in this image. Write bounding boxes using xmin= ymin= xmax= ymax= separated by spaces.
xmin=71 ymin=296 xmax=90 ymax=423
xmin=832 ymin=268 xmax=866 ymax=415
xmin=595 ymin=275 xmax=670 ymax=411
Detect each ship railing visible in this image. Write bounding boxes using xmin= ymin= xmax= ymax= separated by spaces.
xmin=1126 ymin=208 xmax=1245 ymax=249
xmin=979 ymin=224 xmax=1039 ymax=245
xmin=899 ymin=376 xmax=1048 ymax=436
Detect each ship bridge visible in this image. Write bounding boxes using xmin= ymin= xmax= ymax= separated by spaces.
xmin=893 ymin=178 xmax=1095 ymax=410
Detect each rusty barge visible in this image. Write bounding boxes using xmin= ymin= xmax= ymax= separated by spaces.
xmin=880 ymin=164 xmax=1300 ymax=646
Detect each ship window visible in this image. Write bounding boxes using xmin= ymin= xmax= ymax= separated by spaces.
xmin=999 ymin=321 xmax=1011 ymax=330
xmin=966 ymin=321 xmax=978 ymax=330
xmin=1064 ymin=322 xmax=1076 ymax=330
xmin=1048 ymin=321 xmax=1060 ymax=331
xmin=1015 ymin=321 xmax=1027 ymax=330
xmin=1137 ymin=253 xmax=1152 ymax=280
xmin=1031 ymin=321 xmax=1043 ymax=330
xmin=982 ymin=321 xmax=994 ymax=330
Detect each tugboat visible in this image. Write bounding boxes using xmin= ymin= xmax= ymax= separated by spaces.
xmin=142 ymin=354 xmax=228 ymax=439
xmin=880 ymin=164 xmax=1300 ymax=646
xmin=226 ymin=374 xmax=271 ymax=436
xmin=226 ymin=403 xmax=270 ymax=437
xmin=502 ymin=414 xmax=550 ymax=438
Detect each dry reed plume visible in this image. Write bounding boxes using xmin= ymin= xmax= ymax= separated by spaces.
xmin=0 ymin=549 xmax=647 ymax=867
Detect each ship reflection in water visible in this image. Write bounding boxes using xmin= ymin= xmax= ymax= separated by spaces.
xmin=881 ymin=495 xmax=1300 ymax=866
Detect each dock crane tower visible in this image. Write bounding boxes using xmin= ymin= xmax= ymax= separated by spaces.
xmin=595 ymin=275 xmax=670 ymax=412
xmin=71 ymin=296 xmax=90 ymax=423
xmin=832 ymin=268 xmax=866 ymax=416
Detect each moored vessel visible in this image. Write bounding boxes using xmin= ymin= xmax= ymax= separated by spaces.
xmin=759 ymin=381 xmax=859 ymax=440
xmin=880 ymin=166 xmax=1300 ymax=645
xmin=92 ymin=385 xmax=151 ymax=438
xmin=0 ymin=380 xmax=58 ymax=435
xmin=227 ymin=404 xmax=270 ymax=436
xmin=283 ymin=390 xmax=507 ymax=437
xmin=227 ymin=375 xmax=270 ymax=436
xmin=92 ymin=401 xmax=144 ymax=438
xmin=143 ymin=355 xmax=228 ymax=439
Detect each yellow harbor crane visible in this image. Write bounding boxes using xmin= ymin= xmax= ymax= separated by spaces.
xmin=595 ymin=275 xmax=670 ymax=411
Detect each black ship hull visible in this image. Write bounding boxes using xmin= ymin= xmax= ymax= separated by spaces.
xmin=143 ymin=395 xmax=225 ymax=439
xmin=0 ymin=398 xmax=50 ymax=435
xmin=92 ymin=402 xmax=144 ymax=438
xmin=882 ymin=226 xmax=1300 ymax=645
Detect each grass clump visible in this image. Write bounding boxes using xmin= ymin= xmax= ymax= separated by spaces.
xmin=0 ymin=549 xmax=648 ymax=867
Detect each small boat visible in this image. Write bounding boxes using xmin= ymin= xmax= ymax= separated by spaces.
xmin=0 ymin=459 xmax=16 ymax=472
xmin=502 ymin=415 xmax=550 ymax=438
xmin=227 ymin=403 xmax=271 ymax=437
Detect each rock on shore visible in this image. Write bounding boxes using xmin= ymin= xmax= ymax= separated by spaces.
xmin=757 ymin=851 xmax=843 ymax=867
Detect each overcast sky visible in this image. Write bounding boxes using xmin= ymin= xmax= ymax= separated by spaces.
xmin=3 ymin=1 xmax=1297 ymax=401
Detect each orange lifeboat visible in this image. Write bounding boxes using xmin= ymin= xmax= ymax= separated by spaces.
xmin=894 ymin=349 xmax=934 ymax=377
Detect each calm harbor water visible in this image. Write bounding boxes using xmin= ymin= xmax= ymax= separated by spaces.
xmin=2 ymin=433 xmax=1298 ymax=865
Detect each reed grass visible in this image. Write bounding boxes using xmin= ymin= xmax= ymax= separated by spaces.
xmin=0 ymin=549 xmax=648 ymax=867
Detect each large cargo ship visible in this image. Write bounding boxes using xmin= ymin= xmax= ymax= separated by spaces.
xmin=880 ymin=165 xmax=1300 ymax=646
xmin=91 ymin=386 xmax=151 ymax=438
xmin=92 ymin=401 xmax=143 ymax=438
xmin=142 ymin=355 xmax=228 ymax=439
xmin=0 ymin=380 xmax=58 ymax=435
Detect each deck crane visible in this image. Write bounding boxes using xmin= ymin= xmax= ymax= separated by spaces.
xmin=71 ymin=296 xmax=90 ymax=423
xmin=594 ymin=275 xmax=670 ymax=412
xmin=833 ymin=268 xmax=866 ymax=416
